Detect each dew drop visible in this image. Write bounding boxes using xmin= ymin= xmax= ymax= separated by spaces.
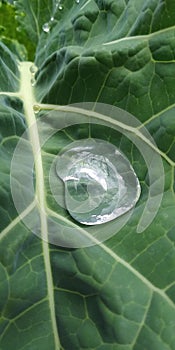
xmin=75 ymin=0 xmax=80 ymax=3
xmin=56 ymin=139 xmax=141 ymax=225
xmin=50 ymin=16 xmax=54 ymax=21
xmin=33 ymin=105 xmax=40 ymax=114
xmin=31 ymin=78 xmax=36 ymax=86
xmin=30 ymin=64 xmax=38 ymax=74
xmin=42 ymin=22 xmax=50 ymax=33
xmin=16 ymin=26 xmax=22 ymax=33
xmin=58 ymin=5 xmax=63 ymax=10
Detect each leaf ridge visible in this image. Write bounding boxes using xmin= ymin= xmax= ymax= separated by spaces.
xmin=0 ymin=201 xmax=36 ymax=242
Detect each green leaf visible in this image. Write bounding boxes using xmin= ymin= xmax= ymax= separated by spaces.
xmin=0 ymin=1 xmax=175 ymax=349
xmin=14 ymin=0 xmax=53 ymax=43
xmin=0 ymin=0 xmax=35 ymax=60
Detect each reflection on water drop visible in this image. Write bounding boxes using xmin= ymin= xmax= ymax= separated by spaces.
xmin=42 ymin=22 xmax=50 ymax=33
xmin=58 ymin=5 xmax=63 ymax=10
xmin=16 ymin=26 xmax=22 ymax=32
xmin=50 ymin=16 xmax=54 ymax=21
xmin=56 ymin=139 xmax=141 ymax=225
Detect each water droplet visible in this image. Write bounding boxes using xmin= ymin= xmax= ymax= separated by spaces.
xmin=42 ymin=22 xmax=50 ymax=33
xmin=33 ymin=105 xmax=40 ymax=114
xmin=15 ymin=10 xmax=26 ymax=17
xmin=58 ymin=5 xmax=63 ymax=10
xmin=75 ymin=0 xmax=80 ymax=3
xmin=50 ymin=16 xmax=54 ymax=21
xmin=30 ymin=64 xmax=38 ymax=74
xmin=16 ymin=26 xmax=22 ymax=32
xmin=56 ymin=139 xmax=141 ymax=225
xmin=15 ymin=15 xmax=21 ymax=21
xmin=31 ymin=78 xmax=36 ymax=86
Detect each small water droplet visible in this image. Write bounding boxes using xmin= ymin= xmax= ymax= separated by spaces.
xmin=33 ymin=105 xmax=41 ymax=114
xmin=31 ymin=78 xmax=36 ymax=86
xmin=42 ymin=22 xmax=50 ymax=33
xmin=56 ymin=139 xmax=141 ymax=225
xmin=50 ymin=16 xmax=54 ymax=21
xmin=58 ymin=5 xmax=63 ymax=10
xmin=15 ymin=10 xmax=26 ymax=17
xmin=75 ymin=0 xmax=80 ymax=3
xmin=16 ymin=26 xmax=22 ymax=32
xmin=30 ymin=64 xmax=38 ymax=74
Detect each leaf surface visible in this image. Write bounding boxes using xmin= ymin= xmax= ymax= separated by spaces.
xmin=0 ymin=1 xmax=175 ymax=349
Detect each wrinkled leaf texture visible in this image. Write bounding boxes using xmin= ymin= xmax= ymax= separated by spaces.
xmin=0 ymin=0 xmax=175 ymax=349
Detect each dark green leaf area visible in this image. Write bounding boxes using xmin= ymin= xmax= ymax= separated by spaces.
xmin=0 ymin=96 xmax=26 ymax=230
xmin=0 ymin=232 xmax=55 ymax=350
xmin=0 ymin=42 xmax=20 ymax=92
xmin=51 ymin=245 xmax=175 ymax=350
xmin=35 ymin=31 xmax=175 ymax=125
xmin=36 ymin=0 xmax=175 ymax=65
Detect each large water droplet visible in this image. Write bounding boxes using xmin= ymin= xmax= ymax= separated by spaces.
xmin=56 ymin=139 xmax=141 ymax=225
xmin=42 ymin=22 xmax=50 ymax=33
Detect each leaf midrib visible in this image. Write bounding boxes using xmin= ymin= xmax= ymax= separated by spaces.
xmin=19 ymin=61 xmax=61 ymax=350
